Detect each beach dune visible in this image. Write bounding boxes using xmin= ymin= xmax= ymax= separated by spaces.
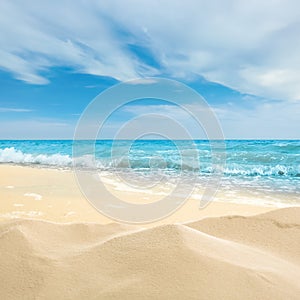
xmin=1 ymin=207 xmax=300 ymax=300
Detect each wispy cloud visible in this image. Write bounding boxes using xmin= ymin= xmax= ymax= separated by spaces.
xmin=108 ymin=100 xmax=300 ymax=139
xmin=0 ymin=107 xmax=33 ymax=112
xmin=126 ymin=78 xmax=158 ymax=85
xmin=0 ymin=1 xmax=142 ymax=84
xmin=1 ymin=1 xmax=300 ymax=101
xmin=0 ymin=119 xmax=73 ymax=139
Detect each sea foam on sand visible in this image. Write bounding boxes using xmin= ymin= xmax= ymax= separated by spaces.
xmin=0 ymin=207 xmax=300 ymax=300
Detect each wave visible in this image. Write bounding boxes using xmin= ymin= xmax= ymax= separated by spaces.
xmin=0 ymin=147 xmax=72 ymax=167
xmin=1 ymin=147 xmax=299 ymax=178
xmin=222 ymin=165 xmax=300 ymax=177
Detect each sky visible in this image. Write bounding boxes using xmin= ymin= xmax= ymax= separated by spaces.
xmin=0 ymin=0 xmax=300 ymax=139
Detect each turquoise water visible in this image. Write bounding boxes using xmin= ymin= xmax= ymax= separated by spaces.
xmin=0 ymin=140 xmax=299 ymax=206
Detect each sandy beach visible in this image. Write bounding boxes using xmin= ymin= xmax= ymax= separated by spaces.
xmin=0 ymin=165 xmax=273 ymax=223
xmin=1 ymin=0 xmax=300 ymax=298
xmin=0 ymin=164 xmax=299 ymax=299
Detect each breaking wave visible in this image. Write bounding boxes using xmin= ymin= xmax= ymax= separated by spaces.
xmin=1 ymin=147 xmax=299 ymax=178
xmin=0 ymin=147 xmax=72 ymax=167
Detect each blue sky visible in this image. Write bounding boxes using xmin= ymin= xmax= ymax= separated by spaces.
xmin=0 ymin=0 xmax=300 ymax=139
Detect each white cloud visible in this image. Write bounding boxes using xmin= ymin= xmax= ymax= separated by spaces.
xmin=126 ymin=78 xmax=159 ymax=85
xmin=0 ymin=107 xmax=33 ymax=112
xmin=104 ymin=101 xmax=300 ymax=139
xmin=1 ymin=1 xmax=300 ymax=100
xmin=104 ymin=0 xmax=300 ymax=100
xmin=0 ymin=119 xmax=73 ymax=139
xmin=0 ymin=1 xmax=142 ymax=83
xmin=213 ymin=100 xmax=300 ymax=139
xmin=6 ymin=101 xmax=296 ymax=139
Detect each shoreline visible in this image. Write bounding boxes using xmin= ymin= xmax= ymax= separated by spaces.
xmin=0 ymin=164 xmax=280 ymax=224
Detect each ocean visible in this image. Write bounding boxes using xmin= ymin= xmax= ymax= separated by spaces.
xmin=0 ymin=140 xmax=299 ymax=207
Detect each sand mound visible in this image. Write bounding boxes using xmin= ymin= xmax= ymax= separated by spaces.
xmin=187 ymin=207 xmax=300 ymax=263
xmin=1 ymin=208 xmax=300 ymax=299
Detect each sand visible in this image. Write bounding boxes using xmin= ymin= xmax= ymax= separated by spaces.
xmin=0 ymin=165 xmax=299 ymax=299
xmin=0 ymin=165 xmax=272 ymax=223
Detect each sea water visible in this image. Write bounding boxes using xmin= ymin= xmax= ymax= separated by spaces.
xmin=0 ymin=140 xmax=299 ymax=207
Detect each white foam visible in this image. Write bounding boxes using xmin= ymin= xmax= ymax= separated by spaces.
xmin=0 ymin=147 xmax=72 ymax=167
